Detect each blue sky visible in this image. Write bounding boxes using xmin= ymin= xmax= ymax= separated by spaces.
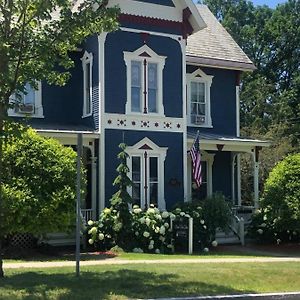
xmin=193 ymin=0 xmax=287 ymax=9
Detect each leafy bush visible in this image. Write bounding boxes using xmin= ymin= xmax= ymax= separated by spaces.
xmin=0 ymin=123 xmax=85 ymax=236
xmin=87 ymin=205 xmax=173 ymax=254
xmin=172 ymin=192 xmax=231 ymax=249
xmin=248 ymin=154 xmax=300 ymax=243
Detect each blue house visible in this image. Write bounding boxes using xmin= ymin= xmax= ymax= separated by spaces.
xmin=9 ymin=0 xmax=269 ymax=224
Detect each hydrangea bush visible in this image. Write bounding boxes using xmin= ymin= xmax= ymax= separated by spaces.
xmin=87 ymin=205 xmax=173 ymax=253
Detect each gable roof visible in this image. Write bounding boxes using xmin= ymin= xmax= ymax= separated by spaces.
xmin=186 ymin=5 xmax=255 ymax=71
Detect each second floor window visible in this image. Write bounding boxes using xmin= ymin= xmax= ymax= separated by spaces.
xmin=8 ymin=82 xmax=43 ymax=118
xmin=81 ymin=51 xmax=93 ymax=117
xmin=124 ymin=45 xmax=166 ymax=116
xmin=187 ymin=68 xmax=213 ymax=127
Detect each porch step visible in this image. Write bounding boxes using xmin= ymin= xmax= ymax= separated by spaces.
xmin=216 ymin=231 xmax=241 ymax=245
xmin=41 ymin=233 xmax=76 ymax=246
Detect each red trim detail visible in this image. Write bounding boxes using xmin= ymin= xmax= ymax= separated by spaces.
xmin=182 ymin=7 xmax=193 ymax=39
xmin=119 ymin=13 xmax=184 ymax=36
xmin=139 ymin=144 xmax=153 ymax=150
xmin=217 ymin=144 xmax=224 ymax=151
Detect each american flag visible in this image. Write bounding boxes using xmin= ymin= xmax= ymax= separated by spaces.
xmin=190 ymin=131 xmax=202 ymax=187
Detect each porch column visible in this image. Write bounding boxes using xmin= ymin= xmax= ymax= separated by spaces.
xmin=237 ymin=154 xmax=242 ymax=206
xmin=91 ymin=157 xmax=97 ymax=220
xmin=253 ymin=147 xmax=261 ymax=209
xmin=231 ymin=153 xmax=236 ymax=203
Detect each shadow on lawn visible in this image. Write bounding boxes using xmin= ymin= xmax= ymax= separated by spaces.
xmin=1 ymin=269 xmax=255 ymax=300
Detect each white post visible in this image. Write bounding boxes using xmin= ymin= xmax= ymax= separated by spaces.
xmin=91 ymin=157 xmax=97 ymax=220
xmin=231 ymin=153 xmax=236 ymax=203
xmin=237 ymin=154 xmax=242 ymax=206
xmin=254 ymin=161 xmax=259 ymax=209
xmin=188 ymin=217 xmax=193 ymax=255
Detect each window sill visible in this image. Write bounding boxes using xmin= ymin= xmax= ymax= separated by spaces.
xmin=8 ymin=112 xmax=44 ymax=119
xmin=125 ymin=111 xmax=165 ymax=118
xmin=82 ymin=113 xmax=93 ymax=118
xmin=187 ymin=123 xmax=213 ymax=128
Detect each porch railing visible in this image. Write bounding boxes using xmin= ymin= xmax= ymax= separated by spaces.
xmin=81 ymin=209 xmax=94 ymax=224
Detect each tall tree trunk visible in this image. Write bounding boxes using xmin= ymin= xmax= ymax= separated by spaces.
xmin=0 ymin=104 xmax=5 ymax=278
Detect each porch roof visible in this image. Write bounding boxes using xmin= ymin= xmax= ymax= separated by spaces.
xmin=187 ymin=131 xmax=270 ymax=148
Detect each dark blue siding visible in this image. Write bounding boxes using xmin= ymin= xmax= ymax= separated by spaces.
xmin=133 ymin=0 xmax=175 ymax=6
xmin=105 ymin=129 xmax=184 ymax=210
xmin=187 ymin=66 xmax=237 ymax=136
xmin=212 ymin=151 xmax=232 ymax=199
xmin=105 ymin=31 xmax=183 ymax=117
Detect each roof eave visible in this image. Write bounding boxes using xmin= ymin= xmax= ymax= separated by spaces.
xmin=183 ymin=0 xmax=207 ymax=33
xmin=186 ymin=55 xmax=256 ymax=72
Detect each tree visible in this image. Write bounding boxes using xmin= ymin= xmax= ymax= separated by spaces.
xmin=0 ymin=123 xmax=86 ymax=271
xmin=0 ymin=0 xmax=119 ymax=277
xmin=109 ymin=143 xmax=134 ymax=250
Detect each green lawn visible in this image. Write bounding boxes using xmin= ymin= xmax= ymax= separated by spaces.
xmin=1 ymin=262 xmax=300 ymax=299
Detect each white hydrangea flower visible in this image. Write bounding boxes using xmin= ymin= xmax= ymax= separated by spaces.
xmin=203 ymin=225 xmax=207 ymax=230
xmin=175 ymin=208 xmax=181 ymax=213
xmin=155 ymin=214 xmax=162 ymax=221
xmin=88 ymin=239 xmax=94 ymax=245
xmin=257 ymin=229 xmax=263 ymax=234
xmin=185 ymin=214 xmax=191 ymax=218
xmin=150 ymin=240 xmax=154 ymax=245
xmin=167 ymin=244 xmax=173 ymax=249
xmin=147 ymin=208 xmax=155 ymax=214
xmin=149 ymin=204 xmax=155 ymax=208
xmin=170 ymin=214 xmax=176 ymax=221
xmin=90 ymin=227 xmax=97 ymax=234
xmin=148 ymin=244 xmax=154 ymax=250
xmin=133 ymin=208 xmax=142 ymax=214
xmin=180 ymin=212 xmax=185 ymax=217
xmin=103 ymin=208 xmax=111 ymax=214
xmin=145 ymin=218 xmax=151 ymax=226
xmin=159 ymin=226 xmax=166 ymax=235
xmin=87 ymin=220 xmax=94 ymax=226
xmin=155 ymin=227 xmax=160 ymax=233
xmin=260 ymin=223 xmax=267 ymax=228
xmin=154 ymin=208 xmax=160 ymax=214
xmin=99 ymin=223 xmax=104 ymax=228
xmin=159 ymin=236 xmax=165 ymax=242
xmin=162 ymin=211 xmax=169 ymax=219
xmin=200 ymin=219 xmax=205 ymax=225
xmin=155 ymin=249 xmax=160 ymax=254
xmin=135 ymin=231 xmax=139 ymax=236
xmin=133 ymin=247 xmax=143 ymax=253
xmin=211 ymin=240 xmax=218 ymax=247
xmin=133 ymin=205 xmax=139 ymax=209
xmin=98 ymin=233 xmax=105 ymax=240
xmin=203 ymin=247 xmax=209 ymax=253
xmin=106 ymin=234 xmax=111 ymax=239
xmin=139 ymin=217 xmax=145 ymax=224
xmin=143 ymin=231 xmax=150 ymax=238
xmin=164 ymin=223 xmax=169 ymax=229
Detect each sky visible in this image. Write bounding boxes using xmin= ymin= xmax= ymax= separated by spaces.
xmin=193 ymin=0 xmax=287 ymax=9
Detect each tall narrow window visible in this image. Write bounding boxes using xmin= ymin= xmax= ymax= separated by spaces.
xmin=131 ymin=61 xmax=142 ymax=112
xmin=124 ymin=45 xmax=166 ymax=116
xmin=127 ymin=138 xmax=167 ymax=210
xmin=187 ymin=68 xmax=213 ymax=127
xmin=81 ymin=51 xmax=93 ymax=118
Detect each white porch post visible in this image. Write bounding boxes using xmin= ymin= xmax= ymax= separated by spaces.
xmin=237 ymin=154 xmax=242 ymax=206
xmin=91 ymin=157 xmax=97 ymax=220
xmin=231 ymin=153 xmax=236 ymax=203
xmin=253 ymin=147 xmax=260 ymax=209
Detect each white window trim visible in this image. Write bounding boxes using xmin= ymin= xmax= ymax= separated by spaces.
xmin=126 ymin=137 xmax=168 ymax=210
xmin=124 ymin=45 xmax=166 ymax=116
xmin=81 ymin=51 xmax=93 ymax=118
xmin=8 ymin=81 xmax=44 ymax=118
xmin=187 ymin=68 xmax=213 ymax=128
xmin=187 ymin=150 xmax=215 ymax=201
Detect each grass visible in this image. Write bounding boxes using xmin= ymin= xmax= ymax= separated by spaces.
xmin=1 ymin=262 xmax=300 ymax=299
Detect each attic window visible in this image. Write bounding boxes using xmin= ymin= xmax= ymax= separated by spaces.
xmin=124 ymin=45 xmax=166 ymax=116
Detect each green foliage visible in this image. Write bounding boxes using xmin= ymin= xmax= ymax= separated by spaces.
xmin=87 ymin=205 xmax=173 ymax=254
xmin=0 ymin=0 xmax=119 ymax=109
xmin=200 ymin=0 xmax=300 ymax=145
xmin=248 ymin=153 xmax=300 ymax=243
xmin=0 ymin=123 xmax=85 ymax=235
xmin=173 ymin=192 xmax=231 ymax=248
xmin=108 ymin=143 xmax=134 ymax=249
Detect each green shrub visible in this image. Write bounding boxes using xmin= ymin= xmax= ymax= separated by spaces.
xmin=249 ymin=153 xmax=300 ymax=243
xmin=0 ymin=124 xmax=85 ymax=236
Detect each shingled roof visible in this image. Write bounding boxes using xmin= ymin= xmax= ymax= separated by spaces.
xmin=186 ymin=5 xmax=255 ymax=71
